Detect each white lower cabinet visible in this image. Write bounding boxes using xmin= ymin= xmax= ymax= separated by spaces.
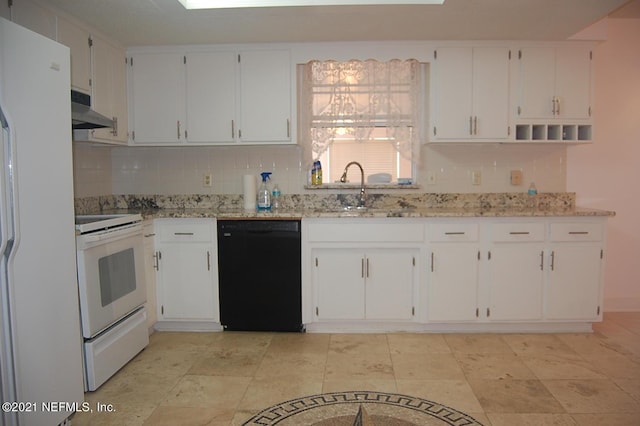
xmin=426 ymin=218 xmax=605 ymax=328
xmin=314 ymin=249 xmax=365 ymax=320
xmin=546 ymin=222 xmax=604 ymax=321
xmin=142 ymin=221 xmax=157 ymax=329
xmin=486 ymin=223 xmax=546 ymax=321
xmin=428 ymin=244 xmax=480 ymax=322
xmin=154 ymin=219 xmax=219 ymax=328
xmin=305 ymin=220 xmax=423 ymax=326
xmin=313 ymin=248 xmax=417 ymax=321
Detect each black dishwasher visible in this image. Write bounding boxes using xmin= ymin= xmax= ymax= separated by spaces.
xmin=217 ymin=220 xmax=303 ymax=332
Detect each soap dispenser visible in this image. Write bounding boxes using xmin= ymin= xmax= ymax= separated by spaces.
xmin=257 ymin=172 xmax=272 ymax=211
xmin=527 ymin=182 xmax=538 ymax=209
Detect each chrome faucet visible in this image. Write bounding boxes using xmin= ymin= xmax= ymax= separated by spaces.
xmin=340 ymin=161 xmax=366 ymax=207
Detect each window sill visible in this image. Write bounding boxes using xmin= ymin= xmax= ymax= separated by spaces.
xmin=305 ymin=183 xmax=420 ymax=190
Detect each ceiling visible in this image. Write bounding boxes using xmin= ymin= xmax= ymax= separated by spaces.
xmin=42 ymin=0 xmax=639 ymax=47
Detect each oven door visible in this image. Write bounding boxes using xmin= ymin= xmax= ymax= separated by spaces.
xmin=76 ymin=224 xmax=146 ymax=339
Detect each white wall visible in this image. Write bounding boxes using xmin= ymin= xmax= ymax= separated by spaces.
xmin=567 ymin=18 xmax=640 ymax=311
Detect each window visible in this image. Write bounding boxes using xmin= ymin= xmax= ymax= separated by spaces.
xmin=299 ymin=59 xmax=424 ymax=183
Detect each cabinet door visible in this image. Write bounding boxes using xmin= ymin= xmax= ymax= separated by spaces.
xmin=365 ymin=250 xmax=416 ymax=320
xmin=428 ymin=245 xmax=479 ymax=321
xmin=518 ymin=47 xmax=556 ymax=119
xmin=57 ymin=17 xmax=91 ymax=94
xmin=472 ymin=47 xmax=510 ymax=139
xmin=518 ymin=46 xmax=591 ymax=120
xmin=433 ymin=47 xmax=509 ymax=140
xmin=555 ymin=47 xmax=591 ymax=119
xmin=546 ymin=244 xmax=602 ymax=320
xmin=433 ymin=47 xmax=473 ymax=139
xmin=130 ymin=52 xmax=185 ymax=144
xmin=488 ymin=244 xmax=544 ymax=321
xmin=157 ymin=243 xmax=216 ymax=320
xmin=239 ymin=49 xmax=291 ymax=142
xmin=143 ymin=223 xmax=157 ymax=328
xmin=185 ymin=51 xmax=236 ymax=143
xmin=91 ymin=35 xmax=128 ymax=144
xmin=314 ymin=249 xmax=365 ymax=320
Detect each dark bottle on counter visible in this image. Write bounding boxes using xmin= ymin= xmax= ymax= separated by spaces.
xmin=311 ymin=160 xmax=323 ymax=185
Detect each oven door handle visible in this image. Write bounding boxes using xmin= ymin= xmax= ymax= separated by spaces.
xmin=77 ymin=224 xmax=143 ymax=245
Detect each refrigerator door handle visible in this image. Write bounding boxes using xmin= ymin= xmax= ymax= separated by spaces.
xmin=0 ymin=103 xmax=20 ymax=426
xmin=0 ymin=105 xmax=11 ymax=257
xmin=0 ymin=103 xmax=20 ymax=263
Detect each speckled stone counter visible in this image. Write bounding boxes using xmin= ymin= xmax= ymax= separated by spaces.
xmin=75 ymin=192 xmax=615 ymax=219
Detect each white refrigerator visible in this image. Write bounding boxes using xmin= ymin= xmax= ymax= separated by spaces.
xmin=0 ymin=17 xmax=85 ymax=426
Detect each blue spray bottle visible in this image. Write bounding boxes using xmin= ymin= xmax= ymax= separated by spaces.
xmin=257 ymin=172 xmax=272 ymax=211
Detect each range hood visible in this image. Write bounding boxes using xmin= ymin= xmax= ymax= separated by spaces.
xmin=71 ymin=90 xmax=114 ymax=129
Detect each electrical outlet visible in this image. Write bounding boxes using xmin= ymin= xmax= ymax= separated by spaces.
xmin=511 ymin=170 xmax=523 ymax=186
xmin=202 ymin=174 xmax=212 ymax=187
xmin=427 ymin=171 xmax=437 ymax=185
xmin=471 ymin=171 xmax=481 ymax=185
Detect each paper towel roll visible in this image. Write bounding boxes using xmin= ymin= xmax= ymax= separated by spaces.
xmin=243 ymin=174 xmax=257 ymax=211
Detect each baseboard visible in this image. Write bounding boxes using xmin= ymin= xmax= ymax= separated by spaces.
xmin=603 ymin=297 xmax=640 ymax=312
xmin=305 ymin=321 xmax=594 ymax=334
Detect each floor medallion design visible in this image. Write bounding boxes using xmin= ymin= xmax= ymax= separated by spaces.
xmin=243 ymin=391 xmax=484 ymax=425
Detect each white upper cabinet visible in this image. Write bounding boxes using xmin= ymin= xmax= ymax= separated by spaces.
xmin=239 ymin=49 xmax=291 ymax=143
xmin=56 ymin=16 xmax=91 ymax=94
xmin=87 ymin=35 xmax=128 ymax=144
xmin=57 ymin=17 xmax=129 ymax=145
xmin=517 ymin=46 xmax=592 ymax=120
xmin=128 ymin=48 xmax=292 ymax=145
xmin=129 ymin=52 xmax=185 ymax=144
xmin=185 ymin=51 xmax=236 ymax=144
xmin=431 ymin=47 xmax=510 ymax=141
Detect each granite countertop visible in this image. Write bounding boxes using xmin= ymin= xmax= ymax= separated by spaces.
xmin=78 ymin=192 xmax=615 ymax=220
xmin=121 ymin=206 xmax=615 ymax=220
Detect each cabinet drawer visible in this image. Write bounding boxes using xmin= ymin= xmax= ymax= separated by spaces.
xmin=429 ymin=223 xmax=479 ymax=242
xmin=156 ymin=219 xmax=214 ymax=242
xmin=491 ymin=223 xmax=545 ymax=242
xmin=549 ymin=222 xmax=603 ymax=242
xmin=307 ymin=222 xmax=424 ymax=243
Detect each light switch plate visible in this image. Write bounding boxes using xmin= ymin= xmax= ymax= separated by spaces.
xmin=511 ymin=170 xmax=523 ymax=186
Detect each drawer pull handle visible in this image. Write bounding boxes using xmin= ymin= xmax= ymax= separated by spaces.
xmin=509 ymin=231 xmax=530 ymax=235
xmin=569 ymin=231 xmax=589 ymax=235
xmin=445 ymin=232 xmax=465 ymax=235
xmin=174 ymin=232 xmax=194 ymax=236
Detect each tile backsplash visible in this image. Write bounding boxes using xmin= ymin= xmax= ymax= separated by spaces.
xmin=72 ymin=143 xmax=567 ymax=198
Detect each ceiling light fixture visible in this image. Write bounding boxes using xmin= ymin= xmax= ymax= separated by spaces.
xmin=178 ymin=0 xmax=445 ymax=9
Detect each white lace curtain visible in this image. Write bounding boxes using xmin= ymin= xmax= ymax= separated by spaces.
xmin=299 ymin=58 xmax=422 ymax=165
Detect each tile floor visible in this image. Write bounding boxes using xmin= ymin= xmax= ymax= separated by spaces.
xmin=72 ymin=312 xmax=640 ymax=426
